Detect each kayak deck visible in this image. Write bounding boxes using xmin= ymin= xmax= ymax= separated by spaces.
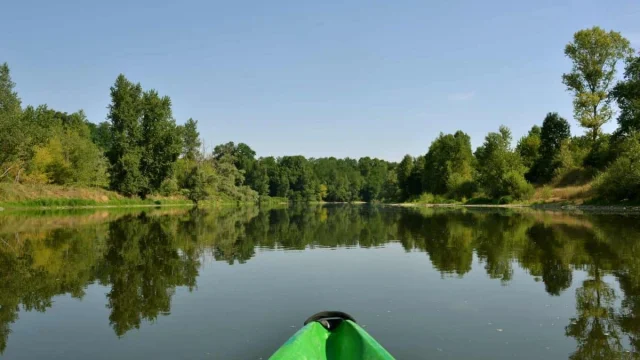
xmin=270 ymin=318 xmax=394 ymax=360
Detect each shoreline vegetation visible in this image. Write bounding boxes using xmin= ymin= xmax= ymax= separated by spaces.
xmin=1 ymin=26 xmax=640 ymax=210
xmin=0 ymin=183 xmax=637 ymax=212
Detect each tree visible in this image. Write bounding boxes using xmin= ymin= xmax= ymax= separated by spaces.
xmin=423 ymin=131 xmax=475 ymax=198
xmin=612 ymin=55 xmax=640 ymax=140
xmin=249 ymin=160 xmax=270 ymax=196
xmin=88 ymin=121 xmax=113 ymax=152
xmin=531 ymin=113 xmax=571 ymax=183
xmin=279 ymin=156 xmax=318 ymax=201
xmin=234 ymin=143 xmax=257 ymax=173
xmin=562 ymin=27 xmax=632 ymax=142
xmin=407 ymin=155 xmax=424 ymax=197
xmin=30 ymin=127 xmax=108 ymax=186
xmin=0 ymin=63 xmax=22 ymax=179
xmin=180 ymin=118 xmax=201 ymax=161
xmin=358 ymin=157 xmax=388 ymax=202
xmin=516 ymin=126 xmax=541 ymax=182
xmin=184 ymin=166 xmax=210 ymax=205
xmin=107 ymin=74 xmax=145 ymax=196
xmin=475 ymin=126 xmax=533 ymax=200
xmin=106 ymin=75 xmax=182 ymax=197
xmin=396 ymin=155 xmax=414 ymax=200
xmin=139 ymin=89 xmax=182 ymax=195
xmin=540 ymin=113 xmax=571 ymax=159
xmin=0 ymin=63 xmax=21 ymax=119
xmin=593 ymin=132 xmax=640 ymax=202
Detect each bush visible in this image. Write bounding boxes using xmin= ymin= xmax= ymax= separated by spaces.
xmin=447 ymin=177 xmax=477 ymax=200
xmin=503 ymin=171 xmax=534 ymax=200
xmin=593 ymin=134 xmax=640 ymax=202
xmin=593 ymin=159 xmax=640 ymax=202
xmin=465 ymin=196 xmax=495 ymax=205
xmin=416 ymin=192 xmax=435 ymax=203
xmin=540 ymin=186 xmax=553 ymax=201
xmin=411 ymin=192 xmax=455 ymax=204
xmin=159 ymin=177 xmax=179 ymax=196
xmin=498 ymin=195 xmax=514 ymax=204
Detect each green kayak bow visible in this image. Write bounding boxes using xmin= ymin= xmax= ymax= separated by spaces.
xmin=270 ymin=311 xmax=395 ymax=360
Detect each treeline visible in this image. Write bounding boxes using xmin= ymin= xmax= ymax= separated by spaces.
xmin=1 ymin=26 xmax=639 ymax=204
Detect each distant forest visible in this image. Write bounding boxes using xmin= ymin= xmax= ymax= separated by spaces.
xmin=1 ymin=26 xmax=639 ymax=204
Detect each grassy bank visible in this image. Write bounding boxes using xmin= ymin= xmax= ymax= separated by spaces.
xmin=0 ymin=183 xmax=192 ymax=210
xmin=0 ymin=184 xmax=294 ymax=210
xmin=395 ymin=181 xmax=640 ymax=211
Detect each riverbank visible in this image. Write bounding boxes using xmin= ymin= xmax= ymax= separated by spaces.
xmin=0 ymin=183 xmax=191 ymax=210
xmin=390 ymin=201 xmax=640 ymax=213
xmin=389 ymin=182 xmax=640 ymax=212
xmin=2 ymin=183 xmax=638 ymax=213
xmin=0 ymin=184 xmax=293 ymax=211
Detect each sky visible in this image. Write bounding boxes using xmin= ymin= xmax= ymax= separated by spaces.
xmin=2 ymin=0 xmax=640 ymax=161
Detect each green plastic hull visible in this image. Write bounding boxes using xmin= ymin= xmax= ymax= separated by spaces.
xmin=270 ymin=320 xmax=395 ymax=360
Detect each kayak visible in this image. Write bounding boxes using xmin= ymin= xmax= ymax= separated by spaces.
xmin=270 ymin=311 xmax=395 ymax=360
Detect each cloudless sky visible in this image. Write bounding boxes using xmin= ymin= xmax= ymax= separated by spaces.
xmin=2 ymin=0 xmax=640 ymax=160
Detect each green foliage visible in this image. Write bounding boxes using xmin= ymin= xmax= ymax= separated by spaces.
xmin=396 ymin=155 xmax=414 ymax=200
xmin=423 ymin=131 xmax=475 ymax=199
xmin=311 ymin=157 xmax=363 ymax=202
xmin=88 ymin=121 xmax=113 ymax=151
xmin=3 ymin=29 xmax=640 ymax=206
xmin=531 ymin=112 xmax=572 ymax=183
xmin=159 ymin=177 xmax=179 ymax=196
xmin=516 ymin=125 xmax=541 ymax=169
xmin=106 ymin=75 xmax=182 ymax=197
xmin=179 ymin=118 xmax=201 ymax=161
xmin=0 ymin=63 xmax=23 ymax=178
xmin=593 ymin=133 xmax=640 ymax=202
xmin=184 ymin=166 xmax=211 ymax=205
xmin=107 ymin=74 xmax=144 ymax=195
xmin=139 ymin=90 xmax=182 ymax=193
xmin=612 ymin=55 xmax=640 ymax=140
xmin=562 ymin=27 xmax=633 ymax=142
xmin=583 ymin=133 xmax=614 ymax=170
xmin=475 ymin=126 xmax=533 ymax=200
xmin=411 ymin=192 xmax=453 ymax=204
xmin=280 ymin=156 xmax=318 ymax=202
xmin=358 ymin=157 xmax=390 ymax=202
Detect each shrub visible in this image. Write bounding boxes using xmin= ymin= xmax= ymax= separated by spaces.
xmin=593 ymin=134 xmax=640 ymax=202
xmin=159 ymin=177 xmax=179 ymax=196
xmin=540 ymin=186 xmax=553 ymax=201
xmin=498 ymin=196 xmax=514 ymax=204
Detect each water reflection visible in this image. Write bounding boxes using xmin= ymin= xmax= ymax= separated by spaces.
xmin=1 ymin=206 xmax=640 ymax=358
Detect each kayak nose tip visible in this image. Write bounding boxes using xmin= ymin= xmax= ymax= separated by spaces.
xmin=304 ymin=311 xmax=357 ymax=330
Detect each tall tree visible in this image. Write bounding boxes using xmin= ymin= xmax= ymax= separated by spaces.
xmin=358 ymin=157 xmax=388 ymax=202
xmin=475 ymin=126 xmax=533 ymax=200
xmin=516 ymin=125 xmax=541 ymax=170
xmin=612 ymin=55 xmax=640 ymax=140
xmin=88 ymin=121 xmax=113 ymax=152
xmin=0 ymin=63 xmax=22 ymax=178
xmin=139 ymin=90 xmax=182 ymax=194
xmin=0 ymin=63 xmax=21 ymax=120
xmin=562 ymin=27 xmax=632 ymax=142
xmin=537 ymin=112 xmax=571 ymax=182
xmin=423 ymin=131 xmax=475 ymax=198
xmin=279 ymin=156 xmax=318 ymax=201
xmin=107 ymin=74 xmax=145 ymax=196
xmin=396 ymin=155 xmax=414 ymax=200
xmin=180 ymin=118 xmax=201 ymax=161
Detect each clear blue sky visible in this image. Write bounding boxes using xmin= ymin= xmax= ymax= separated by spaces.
xmin=2 ymin=0 xmax=639 ymax=161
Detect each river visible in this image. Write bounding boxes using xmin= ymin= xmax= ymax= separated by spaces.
xmin=1 ymin=205 xmax=639 ymax=359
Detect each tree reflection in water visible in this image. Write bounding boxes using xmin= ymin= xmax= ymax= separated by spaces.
xmin=1 ymin=206 xmax=640 ymax=358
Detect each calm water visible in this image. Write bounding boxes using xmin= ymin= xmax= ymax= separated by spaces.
xmin=1 ymin=205 xmax=640 ymax=359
